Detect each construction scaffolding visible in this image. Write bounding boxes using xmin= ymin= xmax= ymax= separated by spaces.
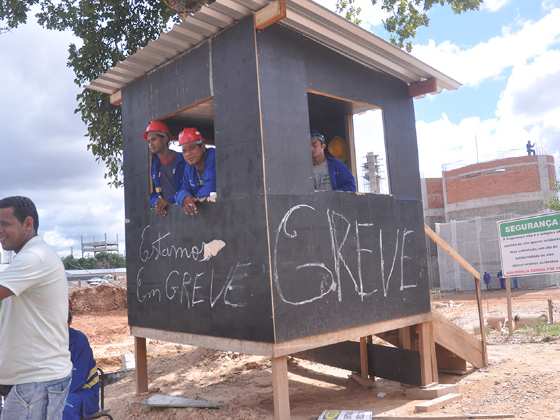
xmin=81 ymin=234 xmax=119 ymax=257
xmin=436 ymin=214 xmax=560 ymax=291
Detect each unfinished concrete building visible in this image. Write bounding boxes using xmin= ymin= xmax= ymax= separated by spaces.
xmin=422 ymin=155 xmax=559 ymax=290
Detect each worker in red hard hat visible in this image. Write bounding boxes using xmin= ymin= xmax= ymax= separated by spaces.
xmin=175 ymin=127 xmax=216 ymax=216
xmin=144 ymin=120 xmax=185 ymax=216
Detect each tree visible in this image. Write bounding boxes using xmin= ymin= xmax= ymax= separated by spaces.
xmin=547 ymin=182 xmax=560 ymax=212
xmin=1 ymin=0 xmax=481 ymax=186
xmin=62 ymin=252 xmax=126 ymax=269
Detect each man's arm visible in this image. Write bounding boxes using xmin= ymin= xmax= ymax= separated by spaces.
xmin=0 ymin=285 xmax=14 ymax=301
xmin=196 ymin=153 xmax=217 ymax=198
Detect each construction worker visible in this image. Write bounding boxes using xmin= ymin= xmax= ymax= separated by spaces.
xmin=0 ymin=196 xmax=72 ymax=419
xmin=310 ymin=131 xmax=356 ymax=192
xmin=175 ymin=128 xmax=216 ymax=216
xmin=144 ymin=120 xmax=186 ymax=216
xmin=526 ymin=140 xmax=536 ymax=156
xmin=63 ymin=309 xmax=100 ymax=420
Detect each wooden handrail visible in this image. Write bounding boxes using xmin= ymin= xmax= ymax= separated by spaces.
xmin=424 ymin=224 xmax=480 ymax=281
xmin=424 ymin=224 xmax=488 ymax=366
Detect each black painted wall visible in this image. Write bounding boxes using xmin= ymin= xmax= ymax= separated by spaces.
xmin=121 ymin=19 xmax=429 ymax=345
xmin=122 ymin=18 xmax=274 ymax=342
xmin=256 ymin=25 xmax=429 ymax=342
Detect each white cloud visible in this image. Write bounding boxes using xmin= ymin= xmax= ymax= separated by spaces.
xmin=482 ymin=0 xmax=511 ymax=12
xmin=543 ymin=0 xmax=560 ymax=11
xmin=412 ymin=9 xmax=560 ymax=86
xmin=0 ymin=20 xmax=125 ymax=256
xmin=417 ymin=48 xmax=560 ymax=178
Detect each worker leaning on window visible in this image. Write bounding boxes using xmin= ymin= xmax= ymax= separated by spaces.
xmin=144 ymin=120 xmax=186 ymax=216
xmin=175 ymin=128 xmax=217 ymax=216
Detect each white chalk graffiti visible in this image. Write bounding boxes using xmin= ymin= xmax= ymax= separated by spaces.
xmin=135 ymin=225 xmax=250 ymax=309
xmin=273 ymin=204 xmax=418 ymax=306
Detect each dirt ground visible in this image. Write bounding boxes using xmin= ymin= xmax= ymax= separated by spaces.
xmin=73 ymin=287 xmax=560 ymax=419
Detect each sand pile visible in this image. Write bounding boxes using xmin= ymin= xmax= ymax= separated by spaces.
xmin=70 ymin=284 xmax=127 ymax=313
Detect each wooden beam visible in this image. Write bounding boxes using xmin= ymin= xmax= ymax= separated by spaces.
xmin=506 ymin=277 xmax=513 ymax=336
xmin=110 ymin=90 xmax=122 ymax=106
xmin=424 ymin=224 xmax=480 ymax=280
xmin=408 ymin=78 xmax=439 ymax=98
xmin=359 ymin=337 xmax=369 ymax=379
xmin=474 ymin=277 xmax=488 ymax=366
xmin=417 ymin=322 xmax=437 ymax=386
xmin=273 ymin=312 xmax=432 ymax=357
xmin=131 ymin=326 xmax=274 ymax=356
xmin=272 ymin=356 xmax=290 ymax=420
xmin=432 ymin=313 xmax=484 ymax=369
xmin=134 ymin=336 xmax=148 ymax=395
xmin=255 ymin=0 xmax=286 ymax=30
xmin=398 ymin=326 xmax=412 ymax=350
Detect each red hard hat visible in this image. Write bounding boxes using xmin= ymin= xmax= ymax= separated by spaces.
xmin=144 ymin=120 xmax=171 ymax=140
xmin=178 ymin=128 xmax=203 ymax=145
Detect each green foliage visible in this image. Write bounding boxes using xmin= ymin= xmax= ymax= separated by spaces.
xmin=336 ymin=0 xmax=482 ymax=51
xmin=1 ymin=0 xmax=481 ymax=185
xmin=63 ymin=252 xmax=126 ymax=270
xmin=518 ymin=322 xmax=560 ymax=339
xmin=547 ymin=182 xmax=560 ymax=211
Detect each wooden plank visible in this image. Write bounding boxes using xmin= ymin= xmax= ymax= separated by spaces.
xmin=474 ymin=277 xmax=488 ymax=366
xmin=424 ymin=224 xmax=480 ymax=280
xmin=408 ymin=78 xmax=439 ymax=97
xmin=417 ymin=322 xmax=436 ymax=386
xmin=295 ymin=341 xmax=422 ymax=385
xmin=345 ymin=113 xmax=358 ymax=181
xmin=110 ymin=90 xmax=122 ymax=106
xmin=131 ymin=326 xmax=274 ymax=356
xmin=255 ymin=0 xmax=286 ymax=30
xmin=398 ymin=326 xmax=412 ymax=350
xmin=405 ymin=383 xmax=459 ymax=400
xmin=506 ymin=277 xmax=513 ymax=336
xmin=432 ymin=313 xmax=484 ymax=369
xmin=436 ymin=344 xmax=467 ymax=373
xmin=273 ymin=312 xmax=432 ymax=356
xmin=414 ymin=392 xmax=462 ymax=413
xmin=359 ymin=336 xmax=369 ymax=379
xmin=375 ymin=416 xmax=513 ymax=420
xmin=548 ymin=298 xmax=554 ymax=324
xmin=272 ymin=356 xmax=291 ymax=420
xmin=134 ymin=336 xmax=148 ymax=395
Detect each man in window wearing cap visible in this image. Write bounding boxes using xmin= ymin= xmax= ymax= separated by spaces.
xmin=310 ymin=131 xmax=356 ymax=192
xmin=144 ymin=120 xmax=186 ymax=216
xmin=175 ymin=128 xmax=216 ymax=216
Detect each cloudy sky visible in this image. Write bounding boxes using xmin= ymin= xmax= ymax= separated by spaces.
xmin=1 ymin=0 xmax=559 ymax=256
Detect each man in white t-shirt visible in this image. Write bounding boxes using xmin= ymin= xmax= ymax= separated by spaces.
xmin=0 ymin=196 xmax=72 ymax=419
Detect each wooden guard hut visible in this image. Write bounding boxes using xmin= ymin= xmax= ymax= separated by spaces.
xmin=89 ymin=0 xmax=484 ymax=417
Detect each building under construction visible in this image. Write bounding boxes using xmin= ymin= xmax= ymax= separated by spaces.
xmin=422 ymin=155 xmax=559 ymax=290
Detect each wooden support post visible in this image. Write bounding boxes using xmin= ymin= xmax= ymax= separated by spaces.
xmin=474 ymin=277 xmax=488 ymax=366
xmin=272 ymin=356 xmax=290 ymax=420
xmin=359 ymin=337 xmax=369 ymax=379
xmin=134 ymin=336 xmax=148 ymax=395
xmin=398 ymin=326 xmax=412 ymax=350
xmin=548 ymin=298 xmax=554 ymax=324
xmin=506 ymin=277 xmax=513 ymax=336
xmin=417 ymin=322 xmax=438 ymax=386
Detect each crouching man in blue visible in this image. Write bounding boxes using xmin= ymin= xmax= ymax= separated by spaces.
xmin=63 ymin=309 xmax=100 ymax=420
xmin=310 ymin=132 xmax=356 ymax=192
xmin=144 ymin=120 xmax=186 ymax=216
xmin=175 ymin=127 xmax=216 ymax=216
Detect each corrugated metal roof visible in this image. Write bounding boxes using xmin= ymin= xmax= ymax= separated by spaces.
xmin=88 ymin=0 xmax=460 ymax=95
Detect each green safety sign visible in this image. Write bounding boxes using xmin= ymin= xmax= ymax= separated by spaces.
xmin=499 ymin=213 xmax=560 ymax=238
